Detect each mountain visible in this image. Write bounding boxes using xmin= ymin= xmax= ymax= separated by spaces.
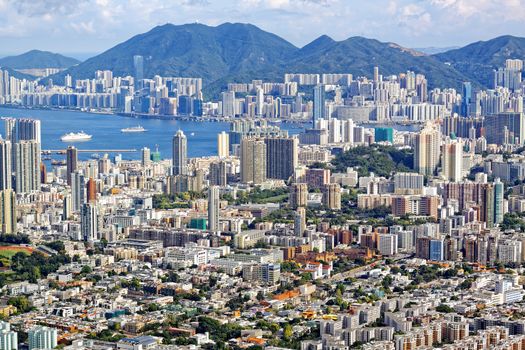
xmin=0 ymin=50 xmax=80 ymax=69
xmin=434 ymin=35 xmax=525 ymax=86
xmin=48 ymin=23 xmax=497 ymax=97
xmin=287 ymin=36 xmax=469 ymax=89
xmin=51 ymin=23 xmax=295 ymax=85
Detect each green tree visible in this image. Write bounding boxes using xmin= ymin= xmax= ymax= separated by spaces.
xmin=283 ymin=324 xmax=293 ymax=340
xmin=8 ymin=296 xmax=31 ymax=314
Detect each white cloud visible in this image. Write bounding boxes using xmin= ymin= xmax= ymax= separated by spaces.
xmin=70 ymin=21 xmax=96 ymax=34
xmin=427 ymin=0 xmax=525 ymax=20
xmin=397 ymin=4 xmax=432 ymax=32
xmin=0 ymin=0 xmax=525 ymax=54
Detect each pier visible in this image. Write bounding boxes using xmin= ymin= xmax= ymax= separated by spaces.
xmin=42 ymin=149 xmax=138 ymax=154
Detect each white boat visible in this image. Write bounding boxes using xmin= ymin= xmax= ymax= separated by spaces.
xmin=121 ymin=125 xmax=147 ymax=133
xmin=60 ymin=131 xmax=92 ymax=142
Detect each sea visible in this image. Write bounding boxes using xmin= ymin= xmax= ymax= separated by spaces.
xmin=0 ymin=106 xmax=420 ymax=163
xmin=0 ymin=107 xmax=304 ymax=162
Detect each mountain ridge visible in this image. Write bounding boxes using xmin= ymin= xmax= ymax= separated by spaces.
xmin=434 ymin=35 xmax=525 ymax=86
xmin=37 ymin=24 xmax=525 ymax=97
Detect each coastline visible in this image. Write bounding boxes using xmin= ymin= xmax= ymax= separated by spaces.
xmin=0 ymin=103 xmax=311 ymax=127
xmin=0 ymin=104 xmax=423 ymax=129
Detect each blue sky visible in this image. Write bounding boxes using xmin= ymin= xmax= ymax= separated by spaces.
xmin=1 ymin=0 xmax=525 ymax=58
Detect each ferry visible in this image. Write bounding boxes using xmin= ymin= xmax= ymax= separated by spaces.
xmin=121 ymin=125 xmax=147 ymax=133
xmin=60 ymin=131 xmax=92 ymax=142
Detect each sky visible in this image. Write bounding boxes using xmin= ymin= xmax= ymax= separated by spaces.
xmin=1 ymin=0 xmax=525 ymax=58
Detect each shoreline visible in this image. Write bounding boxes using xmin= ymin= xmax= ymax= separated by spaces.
xmin=0 ymin=104 xmax=311 ymax=127
xmin=0 ymin=104 xmax=423 ymax=129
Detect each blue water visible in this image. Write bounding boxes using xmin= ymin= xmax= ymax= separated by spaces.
xmin=0 ymin=107 xmax=232 ymax=161
xmin=3 ymin=107 xmax=420 ymax=164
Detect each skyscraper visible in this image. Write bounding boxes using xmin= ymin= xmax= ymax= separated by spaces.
xmin=378 ymin=233 xmax=398 ymax=256
xmin=17 ymin=119 xmax=41 ymax=143
xmin=86 ymin=178 xmax=97 ymax=203
xmin=290 ymin=183 xmax=308 ymax=209
xmin=240 ymin=138 xmax=266 ymax=184
xmin=373 ymin=66 xmax=379 ymax=82
xmin=484 ymin=112 xmax=525 ymax=145
xmin=81 ymin=203 xmax=98 ymax=242
xmin=481 ymin=183 xmax=495 ymax=228
xmin=442 ymin=137 xmax=463 ymax=182
xmin=0 ymin=189 xmax=16 ymax=234
xmin=28 ymin=326 xmax=57 ymax=350
xmin=322 ymin=183 xmax=341 ymax=210
xmin=414 ymin=123 xmax=441 ymax=176
xmin=294 ymin=207 xmax=306 ymax=236
xmin=15 ymin=140 xmax=40 ymax=193
xmin=208 ymin=186 xmax=220 ymax=232
xmin=66 ymin=146 xmax=77 ymax=186
xmin=313 ymin=85 xmax=325 ymax=125
xmin=133 ymin=55 xmax=144 ymax=90
xmin=40 ymin=163 xmax=46 ymax=185
xmin=63 ymin=194 xmax=72 ymax=220
xmin=0 ymin=321 xmax=18 ymax=350
xmin=221 ymin=91 xmax=236 ymax=117
xmin=0 ymin=139 xmax=11 ymax=190
xmin=172 ymin=130 xmax=188 ymax=176
xmin=3 ymin=118 xmax=16 ymax=144
xmin=494 ymin=178 xmax=504 ymax=226
xmin=264 ymin=137 xmax=298 ymax=181
xmin=209 ymin=161 xmax=227 ymax=187
xmin=217 ymin=131 xmax=229 ymax=158
xmin=141 ymin=147 xmax=151 ymax=167
xmin=461 ymin=82 xmax=472 ymax=117
xmin=71 ymin=171 xmax=85 ymax=212
xmin=256 ymin=86 xmax=264 ymax=116
xmin=98 ymin=154 xmax=111 ymax=175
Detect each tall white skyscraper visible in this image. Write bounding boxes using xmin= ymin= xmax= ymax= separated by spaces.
xmin=0 ymin=321 xmax=17 ymax=350
xmin=15 ymin=140 xmax=40 ymax=193
xmin=81 ymin=203 xmax=98 ymax=242
xmin=28 ymin=326 xmax=57 ymax=350
xmin=378 ymin=233 xmax=398 ymax=256
xmin=414 ymin=123 xmax=441 ymax=176
xmin=172 ymin=130 xmax=188 ymax=175
xmin=256 ymin=86 xmax=264 ymax=116
xmin=208 ymin=186 xmax=220 ymax=232
xmin=0 ymin=139 xmax=11 ymax=190
xmin=217 ymin=131 xmax=229 ymax=158
xmin=442 ymin=137 xmax=463 ymax=182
